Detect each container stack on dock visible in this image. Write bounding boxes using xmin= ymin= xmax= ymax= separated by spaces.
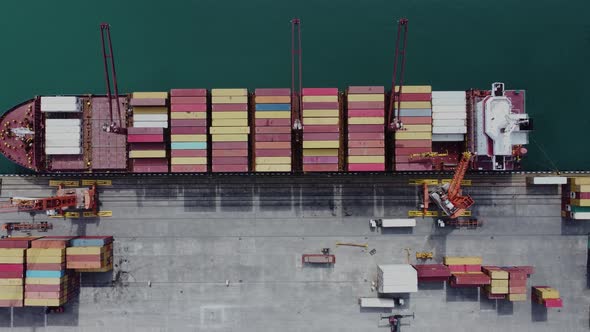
xmin=377 ymin=264 xmax=418 ymax=293
xmin=302 ymin=88 xmax=341 ymax=172
xmin=481 ymin=266 xmax=509 ymax=299
xmin=443 ymin=256 xmax=490 ymax=287
xmin=253 ymin=89 xmax=292 ymax=172
xmin=431 ymin=91 xmax=467 ymax=142
xmin=346 ymin=86 xmax=385 ymax=171
xmin=211 ymin=89 xmax=250 ymax=172
xmin=413 ymin=264 xmax=451 ymax=282
xmin=394 ymin=86 xmax=432 ymax=171
xmin=532 ymin=286 xmax=563 ymax=308
xmin=0 ymin=238 xmax=33 ymax=307
xmin=129 ymin=92 xmax=169 ymax=172
xmin=562 ymin=177 xmax=590 ymax=220
xmin=66 ymin=236 xmax=114 ymax=272
xmin=504 ymin=267 xmax=528 ymax=301
xmin=169 ymin=89 xmax=208 ymax=173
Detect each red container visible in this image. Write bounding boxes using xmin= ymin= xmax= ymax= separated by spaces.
xmin=129 ymin=143 xmax=166 ymax=151
xmin=302 ymin=102 xmax=339 ymax=109
xmin=447 ymin=265 xmax=466 ymax=273
xmin=24 ymin=292 xmax=62 ymax=299
xmin=348 ymin=124 xmax=383 ymax=133
xmin=400 ymin=116 xmax=432 ymax=124
xmin=544 ymin=298 xmax=563 ymax=308
xmin=171 ymin=150 xmax=207 ymax=157
xmin=396 ymin=147 xmax=431 ymax=155
xmin=413 ymin=264 xmax=451 ymax=278
xmin=348 ymin=101 xmax=384 ymax=110
xmin=395 ymin=163 xmax=433 ymax=171
xmin=509 ymin=279 xmax=527 ymax=287
xmin=170 ymin=88 xmax=207 ymax=97
xmin=504 ymin=268 xmax=527 ymax=280
xmin=212 ymin=157 xmax=248 ymax=165
xmin=256 ymin=142 xmax=291 ymax=149
xmin=395 ymin=140 xmax=432 ymax=148
xmin=171 ymin=104 xmax=207 ymax=112
xmin=27 ymin=263 xmax=66 ymax=271
xmin=129 ymin=98 xmax=167 ymax=107
xmin=212 ymin=165 xmax=249 ymax=172
xmin=212 ymin=149 xmax=248 ymax=157
xmin=348 ymin=164 xmax=385 ymax=171
xmin=347 ymin=109 xmax=385 ymax=118
xmin=348 ymin=132 xmax=384 ymax=140
xmin=67 ymin=254 xmax=103 ymax=262
xmin=395 ymin=156 xmax=413 ymax=163
xmin=171 ymin=119 xmax=207 ymax=127
xmin=0 ymin=264 xmax=24 ymax=272
xmin=25 ymin=285 xmax=63 ymax=292
xmin=302 ymin=88 xmax=338 ymax=96
xmin=452 ymin=273 xmax=490 ymax=285
xmin=127 ymin=134 xmax=164 ymax=143
xmin=348 ymin=140 xmax=385 ymax=148
xmin=399 ymin=93 xmax=432 ymax=101
xmin=171 ymin=165 xmax=207 ymax=173
xmin=170 ymin=96 xmax=206 ymax=104
xmin=255 ymin=127 xmax=291 ymax=134
xmin=571 ymin=192 xmax=590 ymax=199
xmin=303 ymin=164 xmax=339 ymax=172
xmin=212 ymin=103 xmax=248 ymax=111
xmin=347 ymin=86 xmax=384 ymax=94
xmin=132 ymin=164 xmax=168 ymax=173
xmin=303 ymin=133 xmax=340 ymax=140
xmin=348 ymin=148 xmax=384 ymax=156
xmin=254 ymin=149 xmax=291 ymax=157
xmin=302 ymin=125 xmax=340 ymax=133
xmin=30 ymin=238 xmax=71 ymax=249
xmin=512 ymin=266 xmax=535 ymax=275
xmin=171 ymin=127 xmax=207 ymax=135
xmin=0 ymin=271 xmax=23 ymax=278
xmin=255 ymin=134 xmax=291 ymax=142
xmin=509 ymin=286 xmax=526 ymax=294
xmin=212 ymin=142 xmax=249 ymax=150
xmin=0 ymin=239 xmax=32 ymax=248
xmin=127 ymin=127 xmax=164 ymax=135
xmin=303 ymin=156 xmax=338 ymax=164
xmin=464 ymin=264 xmax=482 ymax=273
xmin=255 ymin=118 xmax=291 ymax=127
xmin=255 ymin=88 xmax=291 ymax=96
xmin=0 ymin=300 xmax=23 ymax=307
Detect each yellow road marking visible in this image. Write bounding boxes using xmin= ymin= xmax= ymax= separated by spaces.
xmin=49 ymin=180 xmax=79 ymax=187
xmin=441 ymin=179 xmax=472 ymax=186
xmin=408 ymin=210 xmax=440 ymax=217
xmin=459 ymin=210 xmax=472 ymax=217
xmin=64 ymin=212 xmax=79 ymax=218
xmin=82 ymin=179 xmax=112 ymax=186
xmin=409 ymin=179 xmax=439 ymax=185
xmin=336 ymin=242 xmax=368 ymax=248
xmin=83 ymin=211 xmax=113 ymax=218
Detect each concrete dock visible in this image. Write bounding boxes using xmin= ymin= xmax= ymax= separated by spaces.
xmin=0 ymin=174 xmax=588 ymax=331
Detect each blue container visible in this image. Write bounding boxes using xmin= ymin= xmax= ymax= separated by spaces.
xmin=70 ymin=239 xmax=107 ymax=247
xmin=255 ymin=103 xmax=291 ymax=111
xmin=171 ymin=142 xmax=207 ymax=150
xmin=26 ymin=270 xmax=65 ymax=278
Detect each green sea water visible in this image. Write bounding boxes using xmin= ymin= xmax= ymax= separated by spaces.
xmin=0 ymin=0 xmax=588 ymax=173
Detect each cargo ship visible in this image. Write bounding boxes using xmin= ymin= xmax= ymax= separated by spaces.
xmin=0 ymin=82 xmax=531 ymax=174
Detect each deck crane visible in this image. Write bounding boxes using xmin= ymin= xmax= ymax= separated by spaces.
xmin=429 ymin=152 xmax=474 ymax=219
xmin=0 ymin=185 xmax=98 ymax=216
xmin=386 ymin=18 xmax=409 ymax=132
xmin=291 ymin=18 xmax=303 ymax=171
xmin=100 ymin=23 xmax=126 ymax=134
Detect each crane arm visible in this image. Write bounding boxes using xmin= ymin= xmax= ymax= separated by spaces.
xmin=448 ymin=152 xmax=471 ymax=200
xmin=387 ymin=18 xmax=409 ymax=131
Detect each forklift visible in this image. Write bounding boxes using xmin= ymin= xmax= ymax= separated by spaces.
xmin=379 ymin=313 xmax=415 ymax=332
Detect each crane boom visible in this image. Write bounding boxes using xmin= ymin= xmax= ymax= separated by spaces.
xmin=448 ymin=152 xmax=471 ymax=200
xmin=429 ymin=152 xmax=474 ymax=219
xmin=0 ymin=185 xmax=98 ymax=215
xmin=387 ymin=18 xmax=409 ymax=131
xmin=100 ymin=23 xmax=125 ymax=134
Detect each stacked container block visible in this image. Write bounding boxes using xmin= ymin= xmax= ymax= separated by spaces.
xmin=504 ymin=267 xmax=528 ymax=301
xmin=412 ymin=264 xmax=450 ymax=282
xmin=562 ymin=177 xmax=590 ymax=220
xmin=431 ymin=91 xmax=467 ymax=142
xmin=253 ymin=89 xmax=292 ymax=172
xmin=443 ymin=256 xmax=490 ymax=287
xmin=66 ymin=236 xmax=114 ymax=272
xmin=302 ymin=88 xmax=341 ymax=172
xmin=394 ymin=86 xmax=433 ymax=171
xmin=129 ymin=92 xmax=169 ymax=172
xmin=481 ymin=266 xmax=509 ymax=299
xmin=169 ymin=89 xmax=208 ymax=172
xmin=210 ymin=89 xmax=250 ymax=172
xmin=377 ymin=264 xmax=418 ymax=293
xmin=346 ymin=86 xmax=385 ymax=171
xmin=0 ymin=238 xmax=32 ymax=307
xmin=532 ymin=286 xmax=563 ymax=308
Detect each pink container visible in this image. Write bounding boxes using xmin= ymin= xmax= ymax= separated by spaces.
xmin=348 ymin=109 xmax=385 ymax=118
xmin=348 ymin=101 xmax=384 ymax=110
xmin=212 ymin=157 xmax=248 ymax=165
xmin=348 ymin=147 xmax=384 ymax=156
xmin=127 ymin=127 xmax=164 ymax=135
xmin=348 ymin=140 xmax=384 ymax=148
xmin=212 ymin=103 xmax=248 ymax=111
xmin=347 ymin=86 xmax=384 ymax=94
xmin=171 ymin=119 xmax=207 ymax=127
xmin=399 ymin=93 xmax=432 ymax=101
xmin=171 ymin=150 xmax=207 ymax=157
xmin=170 ymin=88 xmax=207 ymax=97
xmin=171 ymin=165 xmax=207 ymax=173
xmin=212 ymin=142 xmax=248 ymax=150
xmin=395 ymin=140 xmax=432 ymax=148
xmin=396 ymin=147 xmax=431 ymax=155
xmin=544 ymin=298 xmax=563 ymax=308
xmin=303 ymin=133 xmax=340 ymax=140
xmin=348 ymin=163 xmax=385 ymax=171
xmin=129 ymin=98 xmax=167 ymax=107
xmin=255 ymin=149 xmax=291 ymax=157
xmin=302 ymin=125 xmax=340 ymax=133
xmin=302 ymin=88 xmax=338 ymax=96
xmin=348 ymin=132 xmax=384 ymax=140
xmin=0 ymin=264 xmax=24 ymax=272
xmin=255 ymin=118 xmax=291 ymax=127
xmin=255 ymin=134 xmax=291 ymax=142
xmin=127 ymin=134 xmax=164 ymax=143
xmin=212 ymin=165 xmax=249 ymax=172
xmin=302 ymin=102 xmax=339 ymax=109
xmin=170 ymin=96 xmax=206 ymax=104
xmin=255 ymin=88 xmax=291 ymax=96
xmin=133 ymin=165 xmax=169 ymax=173
xmin=132 ymin=158 xmax=167 ymax=166
xmin=171 ymin=127 xmax=207 ymax=134
xmin=400 ymin=116 xmax=432 ymax=124
xmin=255 ymin=127 xmax=291 ymax=134
xmin=171 ymin=104 xmax=207 ymax=112
xmin=395 ymin=163 xmax=433 ymax=171
xmin=303 ymin=164 xmax=339 ymax=172
xmin=212 ymin=149 xmax=248 ymax=157
xmin=129 ymin=143 xmax=166 ymax=151
xmin=348 ymin=124 xmax=383 ymax=133
xmin=303 ymin=156 xmax=338 ymax=164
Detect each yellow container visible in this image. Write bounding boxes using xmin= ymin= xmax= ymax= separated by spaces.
xmin=484 ymin=285 xmax=508 ymax=294
xmin=443 ymin=256 xmax=482 ymax=265
xmin=572 ymin=185 xmax=590 ymax=192
xmin=304 ymin=118 xmax=339 ymax=125
xmin=211 ymin=88 xmax=247 ymax=96
xmin=210 ymin=127 xmax=250 ymax=134
xmin=302 ymin=95 xmax=338 ymax=103
xmin=537 ymin=288 xmax=560 ymax=299
xmin=507 ymin=293 xmax=527 ymax=302
xmin=171 ymin=157 xmax=207 ymax=165
xmin=255 ymin=96 xmax=291 ymax=103
xmin=25 ymin=277 xmax=67 ymax=285
xmin=303 ymin=109 xmax=339 ymax=118
xmin=66 ymin=246 xmax=107 ymax=255
xmin=399 ymin=101 xmax=431 ymax=109
xmin=0 ymin=257 xmax=24 ymax=264
xmin=75 ymin=263 xmax=113 ymax=273
xmin=212 ymin=112 xmax=248 ymax=119
xmin=255 ymin=165 xmax=292 ymax=172
xmin=394 ymin=85 xmax=432 ymax=93
xmin=347 ymin=94 xmax=383 ymax=102
xmin=212 ymin=96 xmax=248 ymax=104
xmin=25 ymin=299 xmax=63 ymax=307
xmin=255 ymin=157 xmax=291 ymax=165
xmin=170 ymin=112 xmax=206 ymax=120
xmin=348 ymin=117 xmax=384 ymax=125
xmin=303 ymin=141 xmax=340 ymax=149
xmin=171 ymin=134 xmax=207 ymax=142
xmin=348 ymin=156 xmax=384 ymax=163
xmin=129 ymin=150 xmax=166 ymax=158
xmin=491 ymin=279 xmax=509 ymax=287
xmin=212 ymin=119 xmax=249 ymax=127
xmin=211 ymin=134 xmax=248 ymax=142
xmin=26 ymin=248 xmax=65 ymax=257
xmin=395 ymin=132 xmax=432 ymax=140
xmin=303 ymin=148 xmax=338 ymax=157
xmin=0 ymin=287 xmax=23 ymax=300
xmin=255 ymin=111 xmax=291 ymax=119
xmin=569 ymin=177 xmax=590 ymax=185
xmin=404 ymin=124 xmax=432 ymax=132
xmin=132 ymin=92 xmax=168 ymax=99
xmin=0 ymin=279 xmax=23 ymax=286
xmin=571 ymin=199 xmax=590 ymax=206
xmin=0 ymin=248 xmax=26 ymax=257
xmin=132 ymin=107 xmax=168 ymax=114
xmin=27 ymin=256 xmax=65 ymax=264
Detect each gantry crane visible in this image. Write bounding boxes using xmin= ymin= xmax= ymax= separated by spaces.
xmin=291 ymin=18 xmax=303 ymax=171
xmin=100 ymin=23 xmax=126 ymax=134
xmin=0 ymin=185 xmax=98 ymax=216
xmin=429 ymin=152 xmax=474 ymax=219
xmin=386 ymin=18 xmax=409 ymax=132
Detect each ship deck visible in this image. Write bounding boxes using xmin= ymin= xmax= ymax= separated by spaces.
xmin=0 ymin=99 xmax=37 ymax=170
xmin=0 ymin=174 xmax=587 ymax=331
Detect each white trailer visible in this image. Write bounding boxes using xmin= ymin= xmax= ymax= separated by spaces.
xmin=358 ymin=297 xmax=395 ymax=308
xmin=370 ymin=218 xmax=416 ymax=229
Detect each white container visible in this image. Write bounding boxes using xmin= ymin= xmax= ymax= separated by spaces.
xmin=359 ymin=298 xmax=395 ymax=308
xmin=431 ymin=98 xmax=467 ymax=107
xmin=432 ymin=112 xmax=466 ymax=120
xmin=45 ymin=126 xmax=81 ymax=134
xmin=45 ymin=147 xmax=81 ymax=155
xmin=46 ymin=119 xmax=81 ymax=127
xmin=379 ymin=284 xmax=418 ymax=293
xmin=375 ymin=218 xmax=416 ymax=228
xmin=432 ymin=105 xmax=466 ymax=114
xmin=432 ymin=134 xmax=464 ymax=142
xmin=432 ymin=126 xmax=467 ymax=134
xmin=41 ymin=96 xmax=80 ymax=113
xmin=46 ymin=139 xmax=80 ymax=147
xmin=433 ymin=119 xmax=466 ymax=127
xmin=527 ymin=177 xmax=567 ymax=185
xmin=572 ymin=212 xmax=590 ymax=220
xmin=432 ymin=91 xmax=466 ymax=99
xmin=133 ymin=121 xmax=169 ymax=128
xmin=377 ymin=264 xmax=418 ymax=293
xmin=133 ymin=114 xmax=168 ymax=122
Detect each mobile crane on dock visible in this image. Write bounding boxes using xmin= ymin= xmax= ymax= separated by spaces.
xmin=0 ymin=184 xmax=98 ymax=216
xmin=429 ymin=152 xmax=474 ymax=219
